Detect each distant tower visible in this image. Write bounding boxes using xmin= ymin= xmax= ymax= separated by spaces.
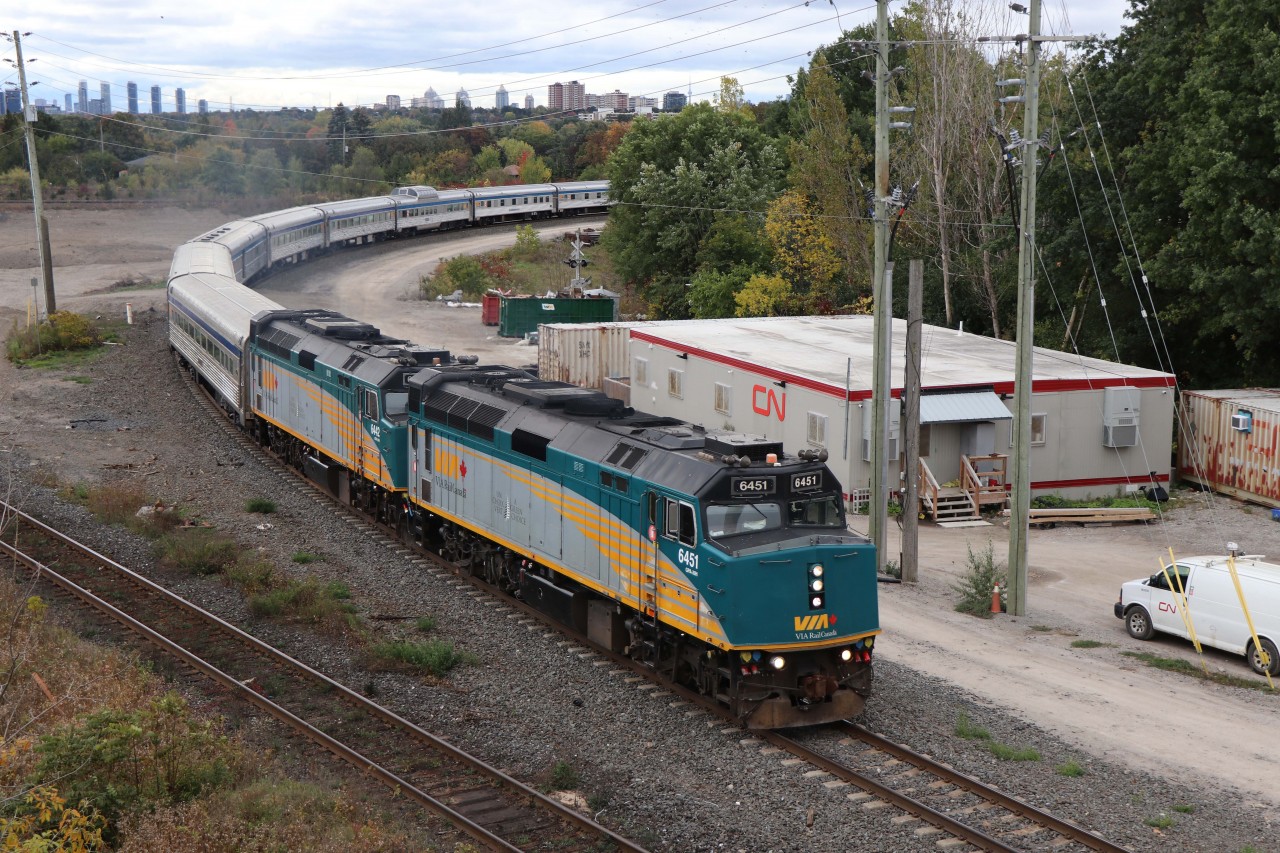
xmin=127 ymin=82 xmax=139 ymax=114
xmin=455 ymin=88 xmax=471 ymax=108
xmin=150 ymin=85 xmax=161 ymax=114
xmin=424 ymin=87 xmax=444 ymax=109
xmin=77 ymin=81 xmax=88 ymax=113
xmin=386 ymin=94 xmax=401 ymax=110
xmin=64 ymin=93 xmax=73 ymax=113
xmin=524 ymin=94 xmax=534 ymax=110
xmin=198 ymin=99 xmax=208 ymax=115
xmin=495 ymin=85 xmax=509 ymax=110
xmin=100 ymin=82 xmax=111 ymax=114
xmin=175 ymin=88 xmax=186 ymax=114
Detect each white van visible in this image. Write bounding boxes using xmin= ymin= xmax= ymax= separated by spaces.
xmin=1114 ymin=546 xmax=1280 ymax=676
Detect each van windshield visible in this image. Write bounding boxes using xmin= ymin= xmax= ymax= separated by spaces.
xmin=1150 ymin=563 xmax=1191 ymax=591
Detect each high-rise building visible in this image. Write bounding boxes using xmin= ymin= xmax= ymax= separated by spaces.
xmin=151 ymin=85 xmax=161 ymax=114
xmin=495 ymin=85 xmax=509 ymax=110
xmin=524 ymin=94 xmax=534 ymax=110
xmin=2 ymin=86 xmax=21 ymax=116
xmin=65 ymin=94 xmax=73 ymax=113
xmin=422 ymin=87 xmax=444 ymax=110
xmin=198 ymin=99 xmax=209 ymax=115
xmin=127 ymin=82 xmax=139 ymax=114
xmin=455 ymin=88 xmax=471 ymax=108
xmin=629 ymin=95 xmax=658 ymax=111
xmin=99 ymin=82 xmax=111 ymax=115
xmin=77 ymin=81 xmax=88 ymax=113
xmin=386 ymin=94 xmax=401 ymax=110
xmin=175 ymin=88 xmax=186 ymax=114
xmin=662 ymin=91 xmax=687 ymax=112
xmin=548 ymin=81 xmax=585 ymax=112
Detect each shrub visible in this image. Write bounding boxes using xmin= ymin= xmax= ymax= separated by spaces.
xmin=156 ymin=530 xmax=240 ymax=575
xmin=225 ymin=559 xmax=277 ymax=595
xmin=1055 ymin=760 xmax=1086 ymax=777
xmin=414 ymin=615 xmax=436 ymax=633
xmin=85 ymin=481 xmax=152 ymax=526
xmin=549 ymin=760 xmax=580 ymax=791
xmin=32 ymin=692 xmax=239 ymax=842
xmin=248 ymin=579 xmax=359 ymax=633
xmin=244 ymin=497 xmax=276 ymax=514
xmin=367 ymin=639 xmax=476 ymax=677
xmin=291 ymin=551 xmax=316 ymax=564
xmin=989 ymin=743 xmax=1040 ymax=761
xmin=953 ymin=541 xmax=1004 ymax=617
xmin=512 ymin=224 xmax=541 ymax=258
xmin=6 ymin=311 xmax=104 ymax=363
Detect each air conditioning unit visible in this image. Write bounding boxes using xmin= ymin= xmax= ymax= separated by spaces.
xmin=1231 ymin=411 xmax=1253 ymax=433
xmin=1103 ymin=424 xmax=1138 ymax=448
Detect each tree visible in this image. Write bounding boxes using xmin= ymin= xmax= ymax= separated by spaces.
xmin=326 ymin=103 xmax=350 ymax=166
xmin=603 ymin=103 xmax=786 ymax=316
xmin=735 ymin=273 xmax=792 ymax=317
xmin=247 ymin=148 xmax=284 ymax=195
xmin=764 ymin=191 xmax=842 ymax=313
xmin=201 ymin=148 xmax=244 ymax=195
xmin=716 ymin=76 xmax=751 ymax=119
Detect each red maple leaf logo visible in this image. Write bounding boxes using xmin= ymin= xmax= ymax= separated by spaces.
xmin=830 ymin=615 xmax=837 ymax=625
xmin=459 ymin=460 xmax=467 ymax=479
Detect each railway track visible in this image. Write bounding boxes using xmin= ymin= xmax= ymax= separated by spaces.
xmin=0 ymin=502 xmax=643 ymax=853
xmin=174 ymin=352 xmax=1132 ymax=853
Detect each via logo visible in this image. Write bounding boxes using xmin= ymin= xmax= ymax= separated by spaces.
xmin=752 ymin=384 xmax=786 ymax=421
xmin=794 ymin=614 xmax=836 ymax=631
xmin=434 ymin=447 xmax=468 ymax=480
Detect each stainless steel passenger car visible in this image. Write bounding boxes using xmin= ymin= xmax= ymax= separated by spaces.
xmin=391 ymin=186 xmax=473 ymax=233
xmin=319 ymin=197 xmax=397 ymax=246
xmin=252 ymin=205 xmax=325 ymax=269
xmin=193 ymin=219 xmax=270 ymax=283
xmin=470 ymin=184 xmax=558 ymax=223
xmin=553 ymin=180 xmax=610 ymax=214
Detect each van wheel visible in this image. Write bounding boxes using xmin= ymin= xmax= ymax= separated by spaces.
xmin=1247 ymin=638 xmax=1279 ymax=676
xmin=1125 ymin=606 xmax=1154 ymax=640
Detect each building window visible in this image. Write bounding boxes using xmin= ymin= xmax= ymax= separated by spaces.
xmin=633 ymin=357 xmax=648 ymax=386
xmin=1031 ymin=413 xmax=1047 ymax=446
xmin=667 ymin=368 xmax=683 ymax=399
xmin=714 ymin=382 xmax=732 ymax=415
xmin=807 ymin=412 xmax=828 ymax=447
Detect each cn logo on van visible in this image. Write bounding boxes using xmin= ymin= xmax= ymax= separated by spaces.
xmin=1158 ymin=601 xmax=1178 ymax=614
xmin=753 ymin=385 xmax=786 ymax=421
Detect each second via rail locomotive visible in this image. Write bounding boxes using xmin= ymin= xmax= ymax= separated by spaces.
xmin=168 ymin=181 xmax=880 ymax=728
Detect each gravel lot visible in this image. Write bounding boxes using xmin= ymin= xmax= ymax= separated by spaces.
xmin=2 ymin=205 xmax=1277 ymax=852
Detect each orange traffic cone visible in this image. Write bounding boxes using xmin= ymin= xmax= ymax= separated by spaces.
xmin=990 ymin=585 xmax=1002 ymax=614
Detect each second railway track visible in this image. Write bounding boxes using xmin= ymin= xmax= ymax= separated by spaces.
xmin=0 ymin=502 xmax=643 ymax=853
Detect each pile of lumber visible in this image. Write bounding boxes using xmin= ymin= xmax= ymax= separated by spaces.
xmin=1001 ymin=506 xmax=1157 ymax=527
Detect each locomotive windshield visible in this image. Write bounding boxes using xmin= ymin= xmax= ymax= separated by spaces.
xmin=706 ymin=494 xmax=844 ymax=542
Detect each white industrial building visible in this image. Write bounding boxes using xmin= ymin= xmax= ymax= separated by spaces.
xmin=540 ymin=316 xmax=1176 ymax=517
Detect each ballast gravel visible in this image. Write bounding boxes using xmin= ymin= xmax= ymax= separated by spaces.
xmin=1 ymin=313 xmax=1274 ymax=853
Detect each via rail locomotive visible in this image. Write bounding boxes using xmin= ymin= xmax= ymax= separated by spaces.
xmin=167 ymin=182 xmax=880 ymax=728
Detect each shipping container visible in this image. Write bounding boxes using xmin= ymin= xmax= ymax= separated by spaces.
xmin=498 ymin=295 xmax=616 ymax=338
xmin=1179 ymin=389 xmax=1280 ymax=507
xmin=537 ymin=322 xmax=633 ymax=389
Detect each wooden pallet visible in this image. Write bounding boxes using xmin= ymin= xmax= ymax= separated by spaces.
xmin=1001 ymin=507 xmax=1157 ymax=527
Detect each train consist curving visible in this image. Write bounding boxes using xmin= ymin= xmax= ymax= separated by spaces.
xmin=166 ymin=181 xmax=880 ymax=728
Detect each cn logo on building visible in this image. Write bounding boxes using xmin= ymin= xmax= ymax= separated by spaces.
xmin=752 ymin=384 xmax=786 ymax=421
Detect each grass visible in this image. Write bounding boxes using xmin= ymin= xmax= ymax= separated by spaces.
xmin=1173 ymin=804 xmax=1195 ymax=814
xmin=1030 ymin=624 xmax=1055 ymax=633
xmin=248 ymin=579 xmax=359 ymax=633
xmin=65 ymin=375 xmax=94 ymax=385
xmin=290 ymin=551 xmax=316 ymax=564
xmin=988 ymin=743 xmax=1040 ymax=762
xmin=156 ymin=529 xmax=240 ymax=575
xmin=415 ymin=615 xmax=436 ymax=633
xmin=1055 ymin=760 xmax=1086 ymax=777
xmin=1070 ymin=639 xmax=1110 ymax=649
xmin=1144 ymin=814 xmax=1176 ymax=829
xmin=954 ymin=713 xmax=990 ymax=741
xmin=1121 ymin=651 xmax=1278 ymax=692
xmin=245 ymin=497 xmax=277 ymax=514
xmin=224 ymin=559 xmax=277 ymax=595
xmin=549 ymin=760 xmax=580 ymax=791
xmin=367 ymin=639 xmax=477 ymax=677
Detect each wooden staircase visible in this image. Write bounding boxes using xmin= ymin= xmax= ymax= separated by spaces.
xmin=918 ymin=455 xmax=1010 ymax=521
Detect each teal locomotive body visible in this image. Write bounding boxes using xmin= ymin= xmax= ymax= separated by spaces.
xmin=403 ymin=364 xmax=878 ymax=728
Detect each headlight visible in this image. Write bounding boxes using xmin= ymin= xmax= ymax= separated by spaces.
xmin=840 ymin=648 xmax=853 ymax=662
xmin=769 ymin=655 xmax=786 ymax=670
xmin=811 ymin=579 xmax=824 ymax=592
xmin=811 ymin=596 xmax=824 ymax=608
xmin=811 ymin=564 xmax=824 ymax=577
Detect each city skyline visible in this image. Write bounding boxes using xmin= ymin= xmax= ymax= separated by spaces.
xmin=9 ymin=1 xmax=1134 ymax=114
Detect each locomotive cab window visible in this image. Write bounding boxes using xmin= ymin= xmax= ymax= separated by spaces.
xmin=385 ymin=391 xmax=408 ymax=417
xmin=707 ymin=502 xmax=783 ymax=539
xmin=664 ymin=500 xmax=696 ymax=546
xmin=361 ymin=388 xmax=379 ymax=420
xmin=787 ymin=495 xmax=844 ymax=528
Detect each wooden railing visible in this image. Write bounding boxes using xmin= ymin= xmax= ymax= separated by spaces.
xmin=918 ymin=459 xmax=941 ymax=515
xmin=962 ymin=454 xmax=1009 ymax=509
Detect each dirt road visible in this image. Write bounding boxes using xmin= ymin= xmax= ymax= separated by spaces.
xmin=3 ymin=203 xmax=1277 ymax=814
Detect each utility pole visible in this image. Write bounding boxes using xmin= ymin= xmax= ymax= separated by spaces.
xmin=868 ymin=0 xmax=891 ymax=571
xmin=901 ymin=259 xmax=923 ymax=584
xmin=12 ymin=31 xmax=56 ymax=315
xmin=1007 ymin=0 xmax=1042 ymax=617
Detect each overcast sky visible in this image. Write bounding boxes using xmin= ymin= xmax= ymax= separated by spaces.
xmin=8 ymin=0 xmax=1133 ymax=113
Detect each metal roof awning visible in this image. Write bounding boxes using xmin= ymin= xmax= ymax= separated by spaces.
xmin=920 ymin=391 xmax=1013 ymax=425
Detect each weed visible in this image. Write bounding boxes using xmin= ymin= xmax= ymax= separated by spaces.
xmin=988 ymin=742 xmax=1040 ymax=761
xmin=1055 ymin=760 xmax=1085 ymax=777
xmin=85 ymin=481 xmax=151 ymax=526
xmin=1121 ymin=651 xmax=1278 ymax=692
xmin=1070 ymin=639 xmax=1109 ymax=649
xmin=368 ymin=639 xmax=477 ymax=676
xmin=156 ymin=529 xmax=240 ymax=575
xmin=953 ymin=542 xmax=1004 ymax=617
xmin=248 ymin=579 xmax=360 ymax=633
xmin=415 ymin=615 xmax=437 ymax=633
xmin=65 ymin=375 xmax=94 ymax=385
xmin=245 ymin=497 xmax=277 ymax=514
xmin=1173 ymin=804 xmax=1195 ymax=814
xmin=6 ymin=311 xmax=103 ymax=364
xmin=1144 ymin=814 xmax=1176 ymax=829
xmin=883 ymin=559 xmax=901 ymax=579
xmin=549 ymin=760 xmax=580 ymax=791
xmin=291 ymin=551 xmax=316 ymax=564
xmin=954 ymin=712 xmax=991 ymax=741
xmin=1030 ymin=624 xmax=1054 ymax=632
xmin=225 ymin=559 xmax=277 ymax=595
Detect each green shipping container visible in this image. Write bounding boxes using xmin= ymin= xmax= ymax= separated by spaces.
xmin=498 ymin=296 xmax=617 ymax=338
